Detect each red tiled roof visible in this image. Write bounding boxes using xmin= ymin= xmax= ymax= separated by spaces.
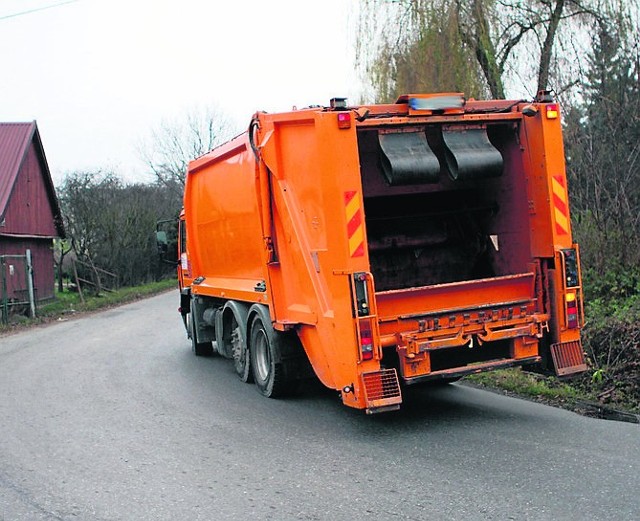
xmin=0 ymin=121 xmax=64 ymax=237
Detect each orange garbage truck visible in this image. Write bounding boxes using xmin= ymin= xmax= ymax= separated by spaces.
xmin=174 ymin=91 xmax=586 ymax=413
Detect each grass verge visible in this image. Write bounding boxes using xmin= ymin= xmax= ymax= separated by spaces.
xmin=465 ymin=368 xmax=639 ymax=420
xmin=1 ymin=278 xmax=177 ymax=334
xmin=466 ymin=369 xmax=582 ymax=406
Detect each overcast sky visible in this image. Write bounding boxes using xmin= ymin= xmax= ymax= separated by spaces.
xmin=0 ymin=0 xmax=360 ymax=184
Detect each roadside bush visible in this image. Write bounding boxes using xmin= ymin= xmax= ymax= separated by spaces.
xmin=575 ymin=275 xmax=640 ymax=412
xmin=58 ymin=170 xmax=181 ymax=290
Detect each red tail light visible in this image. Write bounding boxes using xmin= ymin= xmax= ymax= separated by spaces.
xmin=566 ymin=293 xmax=579 ymax=329
xmin=359 ymin=318 xmax=374 ymax=360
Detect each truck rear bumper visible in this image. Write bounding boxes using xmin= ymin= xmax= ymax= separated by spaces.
xmin=402 ymin=356 xmax=540 ymax=385
xmin=374 ymin=272 xmax=549 ymax=384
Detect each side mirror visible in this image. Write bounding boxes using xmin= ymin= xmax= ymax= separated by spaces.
xmin=156 ymin=230 xmax=168 ymax=253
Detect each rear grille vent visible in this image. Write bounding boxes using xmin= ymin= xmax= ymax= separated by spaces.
xmin=551 ymin=340 xmax=587 ymax=376
xmin=362 ymin=369 xmax=402 ymax=412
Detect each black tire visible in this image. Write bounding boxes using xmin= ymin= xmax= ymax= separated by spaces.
xmin=230 ymin=315 xmax=251 ymax=382
xmin=249 ymin=313 xmax=295 ymax=398
xmin=216 ymin=304 xmax=252 ymax=382
xmin=189 ymin=312 xmax=213 ymax=357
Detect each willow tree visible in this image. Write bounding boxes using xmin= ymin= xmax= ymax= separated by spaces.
xmin=357 ymin=3 xmax=488 ymax=101
xmin=356 ymin=0 xmax=609 ymax=101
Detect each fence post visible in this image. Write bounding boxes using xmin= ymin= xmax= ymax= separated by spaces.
xmin=1 ymin=256 xmax=7 ymax=324
xmin=25 ymin=249 xmax=36 ymax=318
xmin=72 ymin=259 xmax=85 ymax=304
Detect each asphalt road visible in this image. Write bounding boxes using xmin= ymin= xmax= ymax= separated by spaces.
xmin=1 ymin=291 xmax=639 ymax=521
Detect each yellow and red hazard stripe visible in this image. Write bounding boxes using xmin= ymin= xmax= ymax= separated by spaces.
xmin=552 ymin=174 xmax=570 ymax=236
xmin=344 ymin=190 xmax=365 ymax=257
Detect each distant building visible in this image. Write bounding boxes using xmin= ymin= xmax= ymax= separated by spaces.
xmin=0 ymin=121 xmax=65 ymax=301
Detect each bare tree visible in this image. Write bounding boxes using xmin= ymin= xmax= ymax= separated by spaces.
xmin=565 ymin=7 xmax=640 ymax=275
xmin=53 ymin=238 xmax=72 ymax=293
xmin=58 ymin=170 xmax=182 ymax=289
xmin=138 ymin=106 xmax=238 ymax=194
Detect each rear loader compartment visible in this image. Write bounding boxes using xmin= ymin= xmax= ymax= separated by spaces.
xmin=358 ymin=121 xmax=531 ymax=291
xmin=356 ymin=114 xmax=550 ymax=385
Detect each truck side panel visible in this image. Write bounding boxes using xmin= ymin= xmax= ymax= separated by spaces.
xmin=186 ymin=138 xmax=267 ymax=303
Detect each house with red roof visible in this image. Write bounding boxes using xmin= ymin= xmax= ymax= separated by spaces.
xmin=0 ymin=121 xmax=65 ymax=302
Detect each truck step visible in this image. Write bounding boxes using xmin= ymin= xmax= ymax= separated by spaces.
xmin=362 ymin=368 xmax=402 ymax=413
xmin=551 ymin=340 xmax=587 ymax=376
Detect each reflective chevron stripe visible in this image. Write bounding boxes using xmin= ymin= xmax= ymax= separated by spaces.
xmin=552 ymin=174 xmax=570 ymax=236
xmin=344 ymin=190 xmax=365 ymax=257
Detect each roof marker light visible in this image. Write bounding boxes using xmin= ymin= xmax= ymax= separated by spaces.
xmin=330 ymin=97 xmax=348 ymax=109
xmin=409 ymin=94 xmax=464 ymax=111
xmin=546 ymin=104 xmax=559 ymax=119
xmin=337 ymin=112 xmax=351 ymax=129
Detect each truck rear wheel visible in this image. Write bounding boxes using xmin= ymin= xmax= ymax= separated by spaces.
xmin=216 ymin=302 xmax=252 ymax=382
xmin=249 ymin=306 xmax=301 ymax=398
xmin=231 ymin=320 xmax=251 ymax=382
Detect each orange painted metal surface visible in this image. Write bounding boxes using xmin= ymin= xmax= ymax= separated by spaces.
xmin=180 ymin=93 xmax=586 ymax=412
